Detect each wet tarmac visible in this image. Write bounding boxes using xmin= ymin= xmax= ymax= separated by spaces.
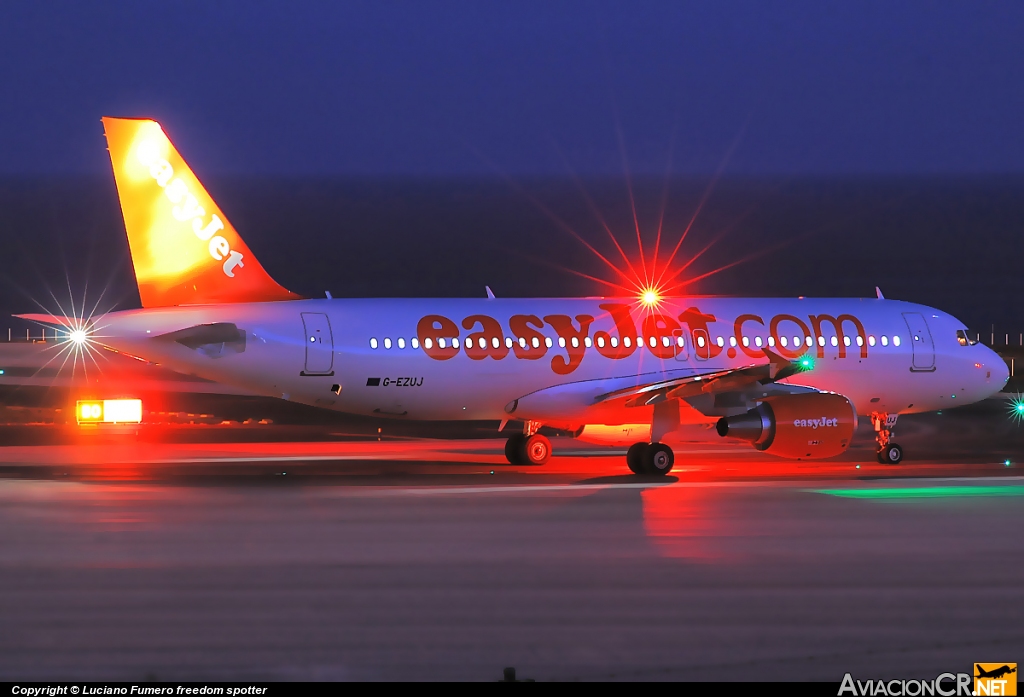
xmin=0 ymin=398 xmax=1022 ymax=681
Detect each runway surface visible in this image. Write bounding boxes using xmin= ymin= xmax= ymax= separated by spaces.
xmin=0 ymin=400 xmax=1022 ymax=681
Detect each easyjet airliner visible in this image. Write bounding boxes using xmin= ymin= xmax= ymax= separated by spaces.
xmin=19 ymin=118 xmax=1009 ymax=474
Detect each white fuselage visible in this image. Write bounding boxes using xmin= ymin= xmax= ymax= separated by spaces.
xmin=93 ymin=296 xmax=1007 ymax=431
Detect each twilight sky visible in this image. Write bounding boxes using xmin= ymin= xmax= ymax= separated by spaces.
xmin=1 ymin=1 xmax=1022 ymax=176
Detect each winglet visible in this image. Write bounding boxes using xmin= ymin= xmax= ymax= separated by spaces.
xmin=762 ymin=346 xmax=803 ymax=381
xmin=102 ymin=117 xmax=299 ymax=307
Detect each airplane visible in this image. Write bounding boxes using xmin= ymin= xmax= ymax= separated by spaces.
xmin=976 ymin=665 xmax=1017 ymax=680
xmin=18 ymin=117 xmax=1010 ymax=474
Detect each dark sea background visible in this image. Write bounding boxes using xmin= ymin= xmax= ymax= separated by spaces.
xmin=1 ymin=176 xmax=1022 ymax=341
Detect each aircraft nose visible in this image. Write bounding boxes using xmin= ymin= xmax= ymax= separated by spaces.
xmin=982 ymin=346 xmax=1010 ymax=397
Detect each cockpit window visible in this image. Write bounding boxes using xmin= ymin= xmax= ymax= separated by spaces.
xmin=956 ymin=330 xmax=978 ymax=346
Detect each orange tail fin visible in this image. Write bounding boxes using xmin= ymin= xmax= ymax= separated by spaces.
xmin=102 ymin=117 xmax=299 ymax=307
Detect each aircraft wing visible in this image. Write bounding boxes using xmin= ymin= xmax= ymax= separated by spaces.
xmin=594 ymin=347 xmax=805 ymax=407
xmin=509 ymin=348 xmax=814 ymax=427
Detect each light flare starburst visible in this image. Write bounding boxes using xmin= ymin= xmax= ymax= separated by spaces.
xmin=20 ymin=276 xmax=117 ymax=383
xmin=1006 ymin=393 xmax=1024 ymax=425
xmin=31 ymin=312 xmax=112 ymax=381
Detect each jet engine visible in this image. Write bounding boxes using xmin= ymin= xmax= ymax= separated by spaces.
xmin=716 ymin=392 xmax=857 ymax=459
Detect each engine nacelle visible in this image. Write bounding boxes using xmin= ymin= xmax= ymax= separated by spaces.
xmin=715 ymin=393 xmax=857 ymax=459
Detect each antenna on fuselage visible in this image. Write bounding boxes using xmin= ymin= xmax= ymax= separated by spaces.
xmin=486 ymin=286 xmax=495 ymax=299
xmin=875 ymin=287 xmax=885 ymax=300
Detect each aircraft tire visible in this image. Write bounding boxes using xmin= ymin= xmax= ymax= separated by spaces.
xmin=519 ymin=434 xmax=551 ymax=465
xmin=877 ymin=443 xmax=903 ymax=465
xmin=645 ymin=442 xmax=675 ymax=475
xmin=504 ymin=434 xmax=525 ymax=465
xmin=626 ymin=443 xmax=647 ymax=474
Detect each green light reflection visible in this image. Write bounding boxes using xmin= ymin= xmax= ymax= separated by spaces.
xmin=813 ymin=485 xmax=1024 ymax=499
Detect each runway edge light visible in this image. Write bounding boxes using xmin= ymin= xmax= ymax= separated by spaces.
xmin=76 ymin=399 xmax=143 ymax=424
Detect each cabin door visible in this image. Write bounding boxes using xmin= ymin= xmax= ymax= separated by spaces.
xmin=902 ymin=312 xmax=935 ymax=372
xmin=301 ymin=312 xmax=335 ymax=375
xmin=692 ymin=328 xmax=711 ymax=361
xmin=673 ymin=329 xmax=689 ymax=362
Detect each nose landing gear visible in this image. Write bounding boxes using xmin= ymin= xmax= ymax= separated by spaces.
xmin=871 ymin=412 xmax=903 ymax=464
xmin=626 ymin=442 xmax=675 ymax=476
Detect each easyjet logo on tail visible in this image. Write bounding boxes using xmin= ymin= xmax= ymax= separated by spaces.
xmin=135 ymin=139 xmax=244 ymax=278
xmin=102 ymin=116 xmax=297 ymax=307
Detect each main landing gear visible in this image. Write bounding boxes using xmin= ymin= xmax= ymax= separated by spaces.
xmin=626 ymin=442 xmax=675 ymax=476
xmin=871 ymin=412 xmax=903 ymax=465
xmin=504 ymin=421 xmax=551 ymax=465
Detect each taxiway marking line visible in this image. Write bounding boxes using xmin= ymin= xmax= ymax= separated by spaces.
xmin=367 ymin=475 xmax=1024 ymax=498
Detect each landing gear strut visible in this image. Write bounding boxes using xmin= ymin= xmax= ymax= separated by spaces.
xmin=626 ymin=442 xmax=675 ymax=476
xmin=871 ymin=412 xmax=903 ymax=465
xmin=504 ymin=421 xmax=551 ymax=465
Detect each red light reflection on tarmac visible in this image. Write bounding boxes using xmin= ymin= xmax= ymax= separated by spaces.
xmin=641 ymin=485 xmax=735 ymax=562
xmin=0 ymin=433 xmax=1017 ymax=487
